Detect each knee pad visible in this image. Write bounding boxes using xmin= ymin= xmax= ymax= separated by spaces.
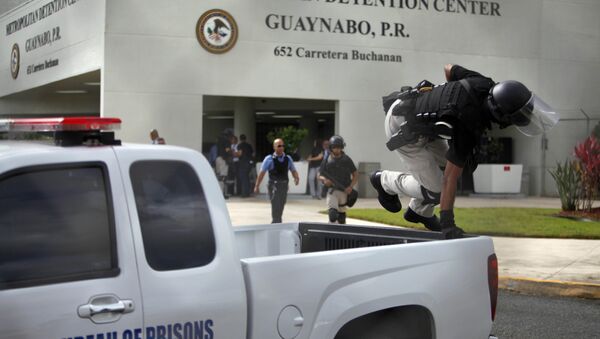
xmin=420 ymin=186 xmax=441 ymax=206
xmin=328 ymin=208 xmax=338 ymax=223
xmin=337 ymin=212 xmax=346 ymax=224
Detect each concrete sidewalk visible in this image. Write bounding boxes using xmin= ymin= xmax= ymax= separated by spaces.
xmin=226 ymin=194 xmax=600 ymax=298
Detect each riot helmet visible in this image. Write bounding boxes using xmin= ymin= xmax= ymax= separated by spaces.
xmin=329 ymin=135 xmax=345 ymax=150
xmin=487 ymin=80 xmax=559 ymax=136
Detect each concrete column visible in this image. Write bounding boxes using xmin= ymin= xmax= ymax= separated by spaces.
xmin=299 ymin=116 xmax=318 ymax=160
xmin=234 ymin=97 xmax=255 ymax=146
xmin=334 ymin=101 xmax=340 ymax=135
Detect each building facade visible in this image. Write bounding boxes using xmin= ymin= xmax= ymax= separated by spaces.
xmin=2 ymin=0 xmax=599 ymax=195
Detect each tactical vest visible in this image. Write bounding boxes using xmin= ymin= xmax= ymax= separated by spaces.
xmin=404 ymin=81 xmax=467 ymax=126
xmin=322 ymin=153 xmax=353 ymax=189
xmin=384 ymin=79 xmax=488 ymax=151
xmin=269 ymin=155 xmax=289 ymax=181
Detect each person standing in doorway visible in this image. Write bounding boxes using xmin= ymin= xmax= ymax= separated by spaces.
xmin=306 ymin=139 xmax=324 ymax=199
xmin=215 ymin=128 xmax=234 ymax=199
xmin=208 ymin=138 xmax=218 ymax=169
xmin=237 ymin=134 xmax=254 ymax=197
xmin=229 ymin=135 xmax=240 ymax=196
xmin=254 ymin=138 xmax=300 ymax=223
xmin=318 ymin=138 xmax=331 ymax=198
xmin=149 ymin=129 xmax=160 ymax=144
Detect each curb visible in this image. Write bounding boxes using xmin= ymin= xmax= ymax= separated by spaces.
xmin=499 ymin=276 xmax=600 ymax=299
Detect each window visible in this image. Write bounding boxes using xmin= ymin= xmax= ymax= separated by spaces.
xmin=0 ymin=164 xmax=118 ymax=289
xmin=130 ymin=161 xmax=216 ymax=271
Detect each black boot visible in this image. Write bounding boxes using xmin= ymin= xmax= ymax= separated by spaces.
xmin=337 ymin=212 xmax=346 ymax=224
xmin=370 ymin=171 xmax=401 ymax=213
xmin=328 ymin=208 xmax=339 ymax=223
xmin=404 ymin=207 xmax=441 ymax=231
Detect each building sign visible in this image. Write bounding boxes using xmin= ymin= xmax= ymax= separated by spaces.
xmin=1 ymin=0 xmax=104 ymax=96
xmin=196 ymin=9 xmax=238 ymax=54
xmin=296 ymin=0 xmax=501 ymax=17
xmin=10 ymin=44 xmax=20 ymax=79
xmin=256 ymin=0 xmax=503 ymax=64
xmin=5 ymin=0 xmax=81 ymax=36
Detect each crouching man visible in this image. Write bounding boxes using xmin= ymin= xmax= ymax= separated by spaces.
xmin=319 ymin=135 xmax=358 ymax=224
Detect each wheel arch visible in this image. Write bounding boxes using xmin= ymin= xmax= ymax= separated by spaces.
xmin=333 ymin=304 xmax=435 ymax=339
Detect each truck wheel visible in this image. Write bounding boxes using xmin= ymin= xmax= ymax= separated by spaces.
xmin=334 ymin=306 xmax=433 ymax=339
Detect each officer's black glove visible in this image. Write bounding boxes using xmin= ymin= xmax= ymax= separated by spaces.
xmin=440 ymin=210 xmax=465 ymax=240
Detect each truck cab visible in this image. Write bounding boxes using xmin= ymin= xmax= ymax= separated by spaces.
xmin=0 ymin=118 xmax=246 ymax=338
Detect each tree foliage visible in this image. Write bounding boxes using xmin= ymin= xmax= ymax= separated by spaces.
xmin=266 ymin=125 xmax=308 ymax=155
xmin=548 ymin=159 xmax=580 ymax=211
xmin=551 ymin=135 xmax=600 ymax=212
xmin=574 ymin=136 xmax=600 ymax=212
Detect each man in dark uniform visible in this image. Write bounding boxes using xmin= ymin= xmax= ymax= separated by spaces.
xmin=254 ymin=138 xmax=300 ymax=223
xmin=319 ymin=135 xmax=358 ymax=224
xmin=237 ymin=134 xmax=254 ymax=198
xmin=371 ymin=64 xmax=559 ymax=239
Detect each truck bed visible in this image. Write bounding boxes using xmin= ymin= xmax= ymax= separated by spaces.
xmin=235 ymin=222 xmax=495 ymax=339
xmin=299 ymin=222 xmax=443 ymax=252
xmin=234 ymin=222 xmax=443 ymax=259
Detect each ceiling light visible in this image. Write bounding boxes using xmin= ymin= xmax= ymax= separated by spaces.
xmin=273 ymin=115 xmax=303 ymax=119
xmin=313 ymin=110 xmax=335 ymax=114
xmin=83 ymin=82 xmax=100 ymax=86
xmin=55 ymin=90 xmax=87 ymax=94
xmin=255 ymin=112 xmax=276 ymax=115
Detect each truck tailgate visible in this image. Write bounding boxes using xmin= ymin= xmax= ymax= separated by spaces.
xmin=241 ymin=234 xmax=495 ymax=339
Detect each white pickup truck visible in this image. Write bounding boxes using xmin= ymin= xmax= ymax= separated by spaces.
xmin=0 ymin=117 xmax=498 ymax=339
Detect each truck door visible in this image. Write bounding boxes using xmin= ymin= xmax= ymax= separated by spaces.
xmin=0 ymin=149 xmax=143 ymax=338
xmin=116 ymin=149 xmax=247 ymax=339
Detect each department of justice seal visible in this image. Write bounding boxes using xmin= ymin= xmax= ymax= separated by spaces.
xmin=196 ymin=9 xmax=238 ymax=54
xmin=10 ymin=43 xmax=20 ymax=79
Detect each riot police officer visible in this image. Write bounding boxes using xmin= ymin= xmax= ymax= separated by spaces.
xmin=319 ymin=135 xmax=358 ymax=224
xmin=371 ymin=64 xmax=559 ymax=239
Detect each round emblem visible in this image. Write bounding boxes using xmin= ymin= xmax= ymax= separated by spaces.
xmin=196 ymin=9 xmax=238 ymax=54
xmin=10 ymin=43 xmax=20 ymax=79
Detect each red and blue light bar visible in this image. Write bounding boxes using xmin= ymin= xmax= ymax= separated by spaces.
xmin=0 ymin=117 xmax=121 ymax=132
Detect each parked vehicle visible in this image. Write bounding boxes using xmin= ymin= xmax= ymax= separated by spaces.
xmin=0 ymin=117 xmax=498 ymax=339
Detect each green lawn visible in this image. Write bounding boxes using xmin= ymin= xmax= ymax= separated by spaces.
xmin=345 ymin=208 xmax=600 ymax=239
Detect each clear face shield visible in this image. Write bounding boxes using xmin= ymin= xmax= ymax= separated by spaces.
xmin=510 ymin=94 xmax=559 ymax=136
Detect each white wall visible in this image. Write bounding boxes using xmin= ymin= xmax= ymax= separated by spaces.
xmin=536 ymin=0 xmax=600 ymax=195
xmin=3 ymin=0 xmax=598 ymax=195
xmin=0 ymin=90 xmax=100 ymax=115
